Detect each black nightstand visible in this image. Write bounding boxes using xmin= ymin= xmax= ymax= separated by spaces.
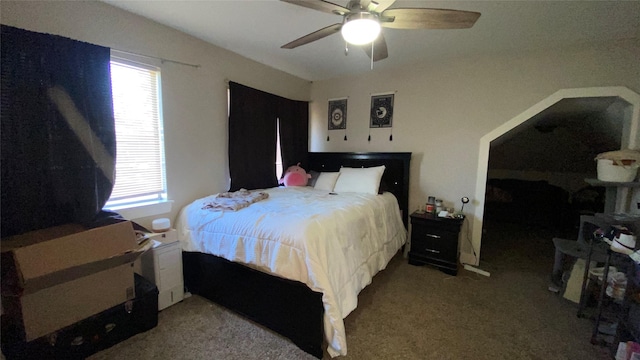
xmin=408 ymin=211 xmax=464 ymax=275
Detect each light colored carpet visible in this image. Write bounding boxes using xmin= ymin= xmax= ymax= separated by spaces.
xmin=89 ymin=221 xmax=613 ymax=360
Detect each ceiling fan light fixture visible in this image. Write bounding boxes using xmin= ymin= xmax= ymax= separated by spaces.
xmin=341 ymin=13 xmax=381 ymax=45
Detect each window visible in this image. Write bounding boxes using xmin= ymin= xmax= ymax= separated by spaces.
xmin=104 ymin=58 xmax=167 ymax=211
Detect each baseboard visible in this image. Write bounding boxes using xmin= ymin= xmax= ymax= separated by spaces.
xmin=463 ymin=264 xmax=491 ymax=277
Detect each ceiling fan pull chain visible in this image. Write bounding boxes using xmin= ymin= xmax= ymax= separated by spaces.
xmin=344 ymin=42 xmax=349 ymax=56
xmin=370 ymin=41 xmax=374 ymax=70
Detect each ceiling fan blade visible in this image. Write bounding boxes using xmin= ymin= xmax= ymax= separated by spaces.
xmin=281 ymin=23 xmax=342 ymax=49
xmin=280 ymin=0 xmax=349 ymax=16
xmin=361 ymin=32 xmax=388 ymax=62
xmin=380 ymin=8 xmax=481 ymax=29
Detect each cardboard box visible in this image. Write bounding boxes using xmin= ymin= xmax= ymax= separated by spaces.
xmin=1 ymin=221 xmax=143 ymax=341
xmin=145 ymin=229 xmax=177 ymax=244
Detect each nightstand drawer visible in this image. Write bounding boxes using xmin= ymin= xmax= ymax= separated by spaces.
xmin=411 ymin=222 xmax=458 ymax=243
xmin=410 ymin=235 xmax=457 ymax=260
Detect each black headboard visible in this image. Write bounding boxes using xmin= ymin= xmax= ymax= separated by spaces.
xmin=307 ymin=152 xmax=411 ymax=228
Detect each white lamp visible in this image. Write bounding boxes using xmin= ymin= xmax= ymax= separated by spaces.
xmin=341 ymin=13 xmax=381 ymax=45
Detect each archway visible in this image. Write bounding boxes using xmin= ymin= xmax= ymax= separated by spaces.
xmin=462 ymin=86 xmax=640 ymax=268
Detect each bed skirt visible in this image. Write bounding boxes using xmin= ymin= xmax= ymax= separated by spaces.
xmin=182 ymin=251 xmax=325 ymax=358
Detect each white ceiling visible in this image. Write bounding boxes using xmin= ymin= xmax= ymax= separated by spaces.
xmin=103 ymin=0 xmax=640 ymax=82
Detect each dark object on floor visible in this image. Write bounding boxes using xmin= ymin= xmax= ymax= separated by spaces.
xmin=1 ymin=274 xmax=158 ymax=360
xmin=484 ymin=178 xmax=571 ymax=228
xmin=183 ymin=251 xmax=324 ymax=359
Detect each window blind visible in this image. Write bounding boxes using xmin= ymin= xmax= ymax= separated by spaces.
xmin=107 ymin=60 xmax=166 ymax=206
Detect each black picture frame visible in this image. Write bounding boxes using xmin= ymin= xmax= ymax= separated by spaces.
xmin=328 ymin=98 xmax=347 ymax=130
xmin=370 ymin=93 xmax=394 ymax=128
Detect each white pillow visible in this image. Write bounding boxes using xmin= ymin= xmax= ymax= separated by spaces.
xmin=333 ymin=165 xmax=386 ymax=195
xmin=314 ymin=172 xmax=341 ymax=191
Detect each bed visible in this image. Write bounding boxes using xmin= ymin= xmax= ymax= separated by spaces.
xmin=177 ymin=152 xmax=411 ymax=358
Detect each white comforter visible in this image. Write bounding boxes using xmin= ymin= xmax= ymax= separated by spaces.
xmin=176 ymin=186 xmax=406 ymax=357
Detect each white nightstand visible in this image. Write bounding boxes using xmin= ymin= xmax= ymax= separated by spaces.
xmin=140 ymin=229 xmax=184 ymax=310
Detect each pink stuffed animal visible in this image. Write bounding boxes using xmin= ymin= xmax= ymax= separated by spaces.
xmin=279 ymin=163 xmax=311 ymax=187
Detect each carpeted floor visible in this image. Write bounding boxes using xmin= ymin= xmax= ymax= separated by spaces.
xmin=88 ymin=220 xmax=614 ymax=360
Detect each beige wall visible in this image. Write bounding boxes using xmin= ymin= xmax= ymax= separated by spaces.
xmin=310 ymin=39 xmax=640 ymax=261
xmin=3 ymin=1 xmax=640 ymax=262
xmin=1 ymin=1 xmax=311 ymax=230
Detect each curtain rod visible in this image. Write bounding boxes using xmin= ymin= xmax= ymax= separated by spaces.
xmin=112 ymin=48 xmax=201 ymax=69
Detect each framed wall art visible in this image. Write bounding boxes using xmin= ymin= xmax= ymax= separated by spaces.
xmin=328 ymin=98 xmax=347 ymax=130
xmin=370 ymin=93 xmax=394 ymax=128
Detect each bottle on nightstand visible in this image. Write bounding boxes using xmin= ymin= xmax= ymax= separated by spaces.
xmin=140 ymin=229 xmax=185 ymax=311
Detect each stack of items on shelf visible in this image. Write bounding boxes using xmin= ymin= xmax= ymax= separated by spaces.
xmin=420 ymin=195 xmax=467 ymax=219
xmin=601 ymin=216 xmax=640 ymax=354
xmin=564 ymin=214 xmax=640 ymax=351
xmin=595 ymin=149 xmax=640 ymax=183
xmin=603 ymin=224 xmax=639 ymax=264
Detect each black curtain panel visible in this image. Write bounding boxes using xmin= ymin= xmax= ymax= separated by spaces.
xmin=228 ymin=82 xmax=279 ymax=191
xmin=278 ymin=98 xmax=309 ymax=172
xmin=228 ymin=82 xmax=309 ymax=190
xmin=0 ymin=25 xmax=115 ymax=238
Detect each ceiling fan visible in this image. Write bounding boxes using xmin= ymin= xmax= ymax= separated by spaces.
xmin=280 ymin=0 xmax=481 ymax=62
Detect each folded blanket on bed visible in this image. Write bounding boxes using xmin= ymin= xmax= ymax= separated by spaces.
xmin=201 ymin=188 xmax=269 ymax=211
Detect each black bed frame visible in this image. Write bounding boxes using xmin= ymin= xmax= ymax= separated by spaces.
xmin=182 ymin=152 xmax=411 ymax=358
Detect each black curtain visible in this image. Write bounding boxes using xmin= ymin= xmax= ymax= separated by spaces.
xmin=228 ymin=82 xmax=279 ymax=191
xmin=228 ymin=82 xmax=309 ymax=191
xmin=278 ymin=98 xmax=309 ymax=170
xmin=1 ymin=25 xmax=115 ymax=238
